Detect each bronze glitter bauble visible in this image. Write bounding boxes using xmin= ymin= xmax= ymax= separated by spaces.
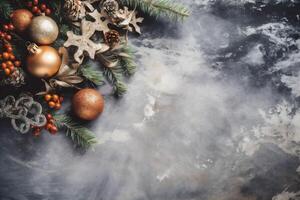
xmin=26 ymin=44 xmax=61 ymax=78
xmin=28 ymin=16 xmax=59 ymax=45
xmin=72 ymin=88 xmax=104 ymax=121
xmin=10 ymin=9 xmax=33 ymax=33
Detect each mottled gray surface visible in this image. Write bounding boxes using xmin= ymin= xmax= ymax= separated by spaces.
xmin=1 ymin=0 xmax=300 ymax=200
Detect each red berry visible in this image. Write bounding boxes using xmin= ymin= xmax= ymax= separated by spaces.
xmin=32 ymin=6 xmax=39 ymax=13
xmin=45 ymin=9 xmax=51 ymax=15
xmin=3 ymin=25 xmax=9 ymax=31
xmin=8 ymin=24 xmax=14 ymax=31
xmin=50 ymin=126 xmax=58 ymax=134
xmin=33 ymin=0 xmax=38 ymax=5
xmin=40 ymin=4 xmax=47 ymax=11
xmin=27 ymin=2 xmax=33 ymax=7
xmin=46 ymin=113 xmax=53 ymax=120
xmin=5 ymin=34 xmax=11 ymax=41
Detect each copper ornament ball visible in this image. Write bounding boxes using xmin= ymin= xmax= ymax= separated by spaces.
xmin=10 ymin=9 xmax=33 ymax=33
xmin=28 ymin=16 xmax=59 ymax=45
xmin=72 ymin=88 xmax=105 ymax=121
xmin=27 ymin=45 xmax=61 ymax=78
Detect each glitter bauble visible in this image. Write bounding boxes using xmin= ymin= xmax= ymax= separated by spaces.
xmin=28 ymin=16 xmax=59 ymax=45
xmin=72 ymin=88 xmax=104 ymax=121
xmin=11 ymin=9 xmax=33 ymax=33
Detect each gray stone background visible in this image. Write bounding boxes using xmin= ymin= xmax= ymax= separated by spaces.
xmin=1 ymin=0 xmax=300 ymax=199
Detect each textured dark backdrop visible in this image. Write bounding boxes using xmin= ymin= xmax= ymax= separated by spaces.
xmin=1 ymin=0 xmax=300 ymax=200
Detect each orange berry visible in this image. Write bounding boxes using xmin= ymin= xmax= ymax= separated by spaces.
xmin=9 ymin=54 xmax=15 ymax=61
xmin=14 ymin=61 xmax=21 ymax=67
xmin=3 ymin=52 xmax=9 ymax=60
xmin=44 ymin=94 xmax=52 ymax=101
xmin=9 ymin=65 xmax=14 ymax=71
xmin=4 ymin=68 xmax=10 ymax=75
xmin=7 ymin=47 xmax=13 ymax=53
xmin=55 ymin=103 xmax=61 ymax=110
xmin=48 ymin=101 xmax=56 ymax=108
xmin=45 ymin=123 xmax=52 ymax=130
xmin=1 ymin=63 xmax=7 ymax=69
xmin=52 ymin=94 xmax=59 ymax=102
xmin=6 ymin=61 xmax=13 ymax=66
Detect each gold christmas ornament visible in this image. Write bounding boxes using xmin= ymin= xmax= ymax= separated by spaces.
xmin=26 ymin=44 xmax=61 ymax=78
xmin=10 ymin=9 xmax=33 ymax=33
xmin=28 ymin=16 xmax=59 ymax=45
xmin=72 ymin=88 xmax=104 ymax=121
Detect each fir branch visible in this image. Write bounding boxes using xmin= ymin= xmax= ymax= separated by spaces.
xmin=0 ymin=1 xmax=12 ymax=21
xmin=53 ymin=114 xmax=98 ymax=148
xmin=120 ymin=0 xmax=189 ymax=21
xmin=118 ymin=45 xmax=137 ymax=76
xmin=103 ymin=67 xmax=127 ymax=97
xmin=80 ymin=65 xmax=105 ymax=86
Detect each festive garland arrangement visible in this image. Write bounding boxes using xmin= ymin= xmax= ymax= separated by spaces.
xmin=0 ymin=0 xmax=189 ymax=148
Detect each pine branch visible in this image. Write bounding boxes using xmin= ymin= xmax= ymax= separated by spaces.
xmin=53 ymin=114 xmax=98 ymax=148
xmin=0 ymin=1 xmax=13 ymax=21
xmin=80 ymin=65 xmax=105 ymax=86
xmin=103 ymin=67 xmax=127 ymax=97
xmin=120 ymin=0 xmax=189 ymax=21
xmin=118 ymin=45 xmax=137 ymax=76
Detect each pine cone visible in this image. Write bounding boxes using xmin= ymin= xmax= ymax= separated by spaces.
xmin=102 ymin=0 xmax=119 ymax=17
xmin=105 ymin=30 xmax=120 ymax=46
xmin=1 ymin=68 xmax=25 ymax=87
xmin=64 ymin=0 xmax=85 ymax=21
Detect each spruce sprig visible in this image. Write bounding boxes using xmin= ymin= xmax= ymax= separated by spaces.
xmin=118 ymin=45 xmax=137 ymax=76
xmin=103 ymin=67 xmax=127 ymax=97
xmin=0 ymin=1 xmax=13 ymax=20
xmin=53 ymin=114 xmax=98 ymax=148
xmin=80 ymin=65 xmax=105 ymax=86
xmin=120 ymin=0 xmax=189 ymax=21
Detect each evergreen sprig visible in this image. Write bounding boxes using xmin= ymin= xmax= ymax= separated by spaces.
xmin=0 ymin=0 xmax=13 ymax=21
xmin=118 ymin=45 xmax=137 ymax=76
xmin=54 ymin=114 xmax=98 ymax=148
xmin=120 ymin=0 xmax=189 ymax=21
xmin=103 ymin=67 xmax=127 ymax=97
xmin=80 ymin=65 xmax=105 ymax=86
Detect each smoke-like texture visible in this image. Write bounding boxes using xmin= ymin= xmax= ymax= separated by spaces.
xmin=0 ymin=0 xmax=300 ymax=200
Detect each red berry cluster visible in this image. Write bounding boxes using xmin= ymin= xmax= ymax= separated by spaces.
xmin=32 ymin=113 xmax=58 ymax=136
xmin=44 ymin=93 xmax=63 ymax=110
xmin=27 ymin=0 xmax=52 ymax=16
xmin=0 ymin=44 xmax=21 ymax=76
xmin=0 ymin=23 xmax=14 ymax=41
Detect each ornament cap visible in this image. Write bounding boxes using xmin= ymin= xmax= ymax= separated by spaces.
xmin=26 ymin=43 xmax=40 ymax=54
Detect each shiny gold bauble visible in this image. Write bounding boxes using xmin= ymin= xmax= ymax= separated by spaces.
xmin=28 ymin=16 xmax=59 ymax=45
xmin=72 ymin=88 xmax=105 ymax=121
xmin=27 ymin=44 xmax=61 ymax=78
xmin=11 ymin=9 xmax=33 ymax=33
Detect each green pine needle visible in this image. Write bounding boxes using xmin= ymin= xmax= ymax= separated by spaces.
xmin=80 ymin=65 xmax=105 ymax=86
xmin=120 ymin=0 xmax=189 ymax=21
xmin=103 ymin=67 xmax=127 ymax=97
xmin=0 ymin=1 xmax=12 ymax=20
xmin=53 ymin=114 xmax=98 ymax=148
xmin=119 ymin=45 xmax=137 ymax=76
